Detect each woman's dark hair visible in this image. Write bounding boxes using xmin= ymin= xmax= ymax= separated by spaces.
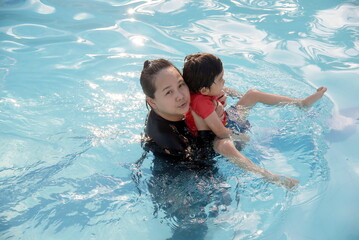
xmin=140 ymin=59 xmax=181 ymax=99
xmin=183 ymin=53 xmax=223 ymax=93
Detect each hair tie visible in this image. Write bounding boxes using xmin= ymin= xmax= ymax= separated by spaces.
xmin=143 ymin=60 xmax=151 ymax=68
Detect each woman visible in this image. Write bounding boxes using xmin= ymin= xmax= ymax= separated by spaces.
xmin=139 ymin=58 xmax=298 ymax=188
xmin=139 ymin=59 xmax=231 ymax=240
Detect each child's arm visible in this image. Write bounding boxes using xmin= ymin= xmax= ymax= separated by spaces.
xmin=223 ymin=87 xmax=243 ymax=99
xmin=203 ymin=111 xmax=231 ymax=139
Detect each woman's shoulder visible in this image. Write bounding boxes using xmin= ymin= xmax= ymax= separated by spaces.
xmin=143 ymin=110 xmax=217 ymax=162
xmin=146 ymin=110 xmax=185 ymax=134
xmin=144 ymin=110 xmax=191 ymax=152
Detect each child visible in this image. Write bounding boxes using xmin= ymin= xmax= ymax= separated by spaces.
xmin=182 ymin=53 xmax=327 ymax=140
xmin=182 ymin=53 xmax=327 ymax=189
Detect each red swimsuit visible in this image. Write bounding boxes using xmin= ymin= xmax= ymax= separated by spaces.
xmin=185 ymin=93 xmax=227 ymax=136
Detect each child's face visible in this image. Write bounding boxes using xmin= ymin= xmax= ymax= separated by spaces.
xmin=207 ymin=70 xmax=225 ymax=96
xmin=147 ymin=66 xmax=190 ymax=121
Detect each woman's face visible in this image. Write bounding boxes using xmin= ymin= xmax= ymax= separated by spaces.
xmin=147 ymin=66 xmax=190 ymax=121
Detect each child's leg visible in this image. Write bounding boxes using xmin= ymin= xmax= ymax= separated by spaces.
xmin=213 ymin=138 xmax=298 ymax=189
xmin=236 ymin=87 xmax=327 ymax=108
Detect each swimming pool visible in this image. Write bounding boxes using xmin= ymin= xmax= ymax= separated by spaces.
xmin=1 ymin=0 xmax=358 ymax=239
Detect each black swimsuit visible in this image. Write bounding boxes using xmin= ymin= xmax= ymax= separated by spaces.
xmin=143 ymin=110 xmax=217 ymax=162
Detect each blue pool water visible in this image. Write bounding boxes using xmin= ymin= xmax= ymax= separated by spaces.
xmin=1 ymin=0 xmax=359 ymax=239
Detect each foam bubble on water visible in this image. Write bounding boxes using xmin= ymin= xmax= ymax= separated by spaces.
xmin=328 ymin=111 xmax=356 ymax=131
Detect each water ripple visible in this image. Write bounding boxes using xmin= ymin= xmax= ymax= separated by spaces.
xmin=130 ymin=0 xmax=190 ymax=15
xmin=6 ymin=24 xmax=68 ymax=39
xmin=230 ymin=0 xmax=299 ymax=13
xmin=0 ymin=0 xmax=55 ymax=14
xmin=200 ymin=1 xmax=229 ymax=11
xmin=311 ymin=4 xmax=359 ymax=38
xmin=299 ymin=38 xmax=359 ymax=70
xmin=0 ymin=0 xmax=27 ymax=8
xmin=115 ymin=19 xmax=183 ymax=55
xmin=176 ymin=16 xmax=267 ymax=55
xmin=0 ymin=41 xmax=28 ymax=53
xmin=30 ymin=0 xmax=56 ymax=15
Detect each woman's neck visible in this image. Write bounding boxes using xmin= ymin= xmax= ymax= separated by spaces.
xmin=152 ymin=109 xmax=183 ymax=122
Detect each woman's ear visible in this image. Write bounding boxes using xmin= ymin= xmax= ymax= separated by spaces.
xmin=146 ymin=97 xmax=157 ymax=109
xmin=200 ymin=87 xmax=210 ymax=95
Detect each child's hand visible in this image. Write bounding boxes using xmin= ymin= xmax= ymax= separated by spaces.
xmin=266 ymin=173 xmax=299 ymax=189
xmin=217 ymin=90 xmax=227 ymax=107
xmin=214 ymin=100 xmax=225 ymax=121
xmin=275 ymin=175 xmax=299 ymax=189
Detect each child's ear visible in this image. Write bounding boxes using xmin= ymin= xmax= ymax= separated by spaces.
xmin=200 ymin=87 xmax=210 ymax=95
xmin=146 ymin=97 xmax=157 ymax=109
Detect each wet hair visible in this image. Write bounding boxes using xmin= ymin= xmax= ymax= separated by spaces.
xmin=183 ymin=53 xmax=223 ymax=93
xmin=140 ymin=59 xmax=181 ymax=99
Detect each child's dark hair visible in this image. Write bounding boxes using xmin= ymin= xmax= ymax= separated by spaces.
xmin=183 ymin=53 xmax=223 ymax=93
xmin=140 ymin=59 xmax=181 ymax=98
